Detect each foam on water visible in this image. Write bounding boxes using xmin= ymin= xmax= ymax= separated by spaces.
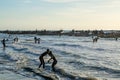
xmin=0 ymin=34 xmax=120 ymax=80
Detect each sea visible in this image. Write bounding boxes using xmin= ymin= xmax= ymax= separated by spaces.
xmin=0 ymin=33 xmax=120 ymax=80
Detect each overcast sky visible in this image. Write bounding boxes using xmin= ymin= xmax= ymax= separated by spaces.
xmin=0 ymin=0 xmax=120 ymax=30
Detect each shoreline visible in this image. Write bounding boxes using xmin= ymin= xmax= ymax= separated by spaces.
xmin=0 ymin=30 xmax=120 ymax=38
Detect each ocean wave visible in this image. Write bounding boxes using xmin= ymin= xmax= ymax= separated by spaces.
xmin=22 ymin=66 xmax=98 ymax=80
xmin=95 ymin=48 xmax=105 ymax=51
xmin=87 ymin=66 xmax=120 ymax=75
xmin=55 ymin=66 xmax=98 ymax=80
xmin=81 ymin=40 xmax=92 ymax=42
xmin=68 ymin=61 xmax=85 ymax=67
xmin=0 ymin=53 xmax=16 ymax=62
xmin=54 ymin=43 xmax=83 ymax=48
xmin=9 ymin=46 xmax=28 ymax=52
xmin=9 ymin=46 xmax=39 ymax=57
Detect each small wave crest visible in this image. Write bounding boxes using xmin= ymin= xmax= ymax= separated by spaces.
xmin=95 ymin=48 xmax=105 ymax=51
xmin=87 ymin=66 xmax=120 ymax=75
xmin=54 ymin=43 xmax=83 ymax=48
xmin=55 ymin=66 xmax=98 ymax=80
xmin=10 ymin=46 xmax=28 ymax=52
xmin=68 ymin=60 xmax=85 ymax=70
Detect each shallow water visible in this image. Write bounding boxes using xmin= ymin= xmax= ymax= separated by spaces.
xmin=0 ymin=34 xmax=120 ymax=80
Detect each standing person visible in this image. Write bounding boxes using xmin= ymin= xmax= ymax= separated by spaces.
xmin=93 ymin=37 xmax=99 ymax=43
xmin=1 ymin=39 xmax=6 ymax=48
xmin=38 ymin=38 xmax=40 ymax=44
xmin=16 ymin=37 xmax=18 ymax=42
xmin=13 ymin=37 xmax=18 ymax=43
xmin=115 ymin=37 xmax=118 ymax=41
xmin=48 ymin=51 xmax=57 ymax=71
xmin=34 ymin=37 xmax=37 ymax=43
xmin=39 ymin=49 xmax=50 ymax=68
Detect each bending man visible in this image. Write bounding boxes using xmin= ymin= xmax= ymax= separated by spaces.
xmin=39 ymin=49 xmax=50 ymax=68
xmin=48 ymin=51 xmax=57 ymax=71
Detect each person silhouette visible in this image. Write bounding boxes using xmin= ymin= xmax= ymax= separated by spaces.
xmin=34 ymin=37 xmax=37 ymax=43
xmin=38 ymin=38 xmax=40 ymax=44
xmin=39 ymin=49 xmax=50 ymax=68
xmin=48 ymin=51 xmax=57 ymax=71
xmin=1 ymin=39 xmax=6 ymax=48
xmin=93 ymin=37 xmax=99 ymax=43
xmin=115 ymin=37 xmax=118 ymax=41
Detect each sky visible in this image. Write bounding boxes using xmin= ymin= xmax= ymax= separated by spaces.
xmin=0 ymin=0 xmax=120 ymax=30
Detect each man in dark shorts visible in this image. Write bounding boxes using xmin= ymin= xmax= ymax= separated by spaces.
xmin=39 ymin=49 xmax=50 ymax=68
xmin=1 ymin=39 xmax=6 ymax=48
xmin=39 ymin=49 xmax=57 ymax=71
xmin=48 ymin=51 xmax=57 ymax=71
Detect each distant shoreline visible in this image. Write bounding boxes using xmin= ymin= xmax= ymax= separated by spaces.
xmin=0 ymin=30 xmax=120 ymax=38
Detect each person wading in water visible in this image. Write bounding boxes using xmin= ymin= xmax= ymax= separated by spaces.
xmin=48 ymin=51 xmax=57 ymax=71
xmin=39 ymin=49 xmax=57 ymax=71
xmin=1 ymin=38 xmax=6 ymax=48
xmin=39 ymin=49 xmax=50 ymax=69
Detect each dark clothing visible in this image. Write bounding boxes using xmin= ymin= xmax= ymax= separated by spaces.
xmin=38 ymin=38 xmax=40 ymax=44
xmin=52 ymin=59 xmax=57 ymax=71
xmin=1 ymin=39 xmax=6 ymax=48
xmin=39 ymin=49 xmax=57 ymax=71
xmin=48 ymin=51 xmax=57 ymax=71
xmin=14 ymin=37 xmax=18 ymax=43
xmin=34 ymin=37 xmax=37 ymax=43
xmin=39 ymin=50 xmax=49 ymax=68
xmin=40 ymin=51 xmax=48 ymax=57
xmin=39 ymin=56 xmax=45 ymax=68
xmin=34 ymin=37 xmax=40 ymax=44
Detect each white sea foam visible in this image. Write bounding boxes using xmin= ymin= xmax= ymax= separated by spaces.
xmin=0 ymin=34 xmax=120 ymax=80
